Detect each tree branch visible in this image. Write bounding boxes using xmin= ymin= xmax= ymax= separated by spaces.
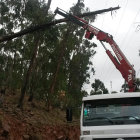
xmin=0 ymin=6 xmax=120 ymax=43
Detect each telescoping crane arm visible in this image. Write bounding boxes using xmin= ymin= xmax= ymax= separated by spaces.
xmin=54 ymin=8 xmax=136 ymax=92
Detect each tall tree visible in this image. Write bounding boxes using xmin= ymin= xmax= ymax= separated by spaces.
xmin=17 ymin=0 xmax=54 ymax=108
xmin=0 ymin=0 xmax=57 ymax=108
xmin=90 ymin=79 xmax=109 ymax=95
xmin=0 ymin=0 xmax=119 ymax=110
xmin=64 ymin=0 xmax=97 ymax=108
xmin=46 ymin=0 xmax=97 ymax=109
xmin=120 ymin=78 xmax=140 ymax=92
xmin=18 ymin=33 xmax=40 ymax=108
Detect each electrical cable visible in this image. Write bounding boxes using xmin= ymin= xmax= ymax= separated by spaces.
xmin=95 ymin=0 xmax=110 ymax=82
xmin=98 ymin=0 xmax=125 ymax=83
xmin=114 ymin=0 xmax=128 ymax=37
xmin=91 ymin=0 xmax=139 ymax=92
xmin=106 ymin=8 xmax=140 ymax=91
xmin=105 ymin=3 xmax=140 ymax=82
xmin=105 ymin=0 xmax=128 ymax=73
xmin=120 ymin=8 xmax=140 ymax=50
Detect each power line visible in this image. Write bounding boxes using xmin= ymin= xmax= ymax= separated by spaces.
xmin=101 ymin=0 xmax=108 ymax=28
xmin=105 ymin=9 xmax=140 ymax=93
xmin=120 ymin=8 xmax=140 ymax=49
xmin=114 ymin=0 xmax=128 ymax=37
xmin=106 ymin=7 xmax=140 ymax=84
xmin=92 ymin=0 xmax=139 ymax=91
xmin=93 ymin=0 xmax=109 ymax=81
xmin=98 ymin=0 xmax=127 ymax=83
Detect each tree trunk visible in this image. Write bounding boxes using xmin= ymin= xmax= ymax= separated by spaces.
xmin=4 ymin=51 xmax=16 ymax=92
xmin=47 ymin=29 xmax=70 ymax=110
xmin=46 ymin=0 xmax=52 ymax=14
xmin=28 ymin=66 xmax=38 ymax=102
xmin=17 ymin=34 xmax=40 ymax=108
xmin=50 ymin=29 xmax=70 ymax=95
xmin=28 ymin=84 xmax=33 ymax=102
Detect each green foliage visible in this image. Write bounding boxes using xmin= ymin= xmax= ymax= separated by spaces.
xmin=111 ymin=91 xmax=118 ymax=94
xmin=59 ymin=1 xmax=97 ymax=109
xmin=121 ymin=78 xmax=140 ymax=92
xmin=134 ymin=78 xmax=140 ymax=92
xmin=0 ymin=0 xmax=97 ymax=109
xmin=90 ymin=79 xmax=109 ymax=95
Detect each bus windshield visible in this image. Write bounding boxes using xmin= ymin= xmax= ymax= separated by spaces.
xmin=83 ymin=97 xmax=140 ymax=126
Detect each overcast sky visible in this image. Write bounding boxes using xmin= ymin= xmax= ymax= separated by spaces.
xmin=50 ymin=0 xmax=140 ymax=93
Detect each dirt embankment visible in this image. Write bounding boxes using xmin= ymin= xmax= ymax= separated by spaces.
xmin=0 ymin=114 xmax=80 ymax=140
xmin=0 ymin=93 xmax=80 ymax=140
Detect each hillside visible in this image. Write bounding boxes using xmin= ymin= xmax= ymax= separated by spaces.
xmin=0 ymin=92 xmax=80 ymax=140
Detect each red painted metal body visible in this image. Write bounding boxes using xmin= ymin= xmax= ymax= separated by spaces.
xmin=55 ymin=8 xmax=136 ymax=92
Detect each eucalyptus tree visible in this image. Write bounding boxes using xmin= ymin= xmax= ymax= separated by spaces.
xmin=0 ymin=0 xmax=57 ymax=108
xmin=50 ymin=0 xmax=97 ymax=109
xmin=17 ymin=0 xmax=55 ymax=108
xmin=121 ymin=78 xmax=140 ymax=92
xmin=0 ymin=0 xmax=114 ymax=110
xmin=0 ymin=0 xmax=27 ymax=90
xmin=90 ymin=79 xmax=109 ymax=95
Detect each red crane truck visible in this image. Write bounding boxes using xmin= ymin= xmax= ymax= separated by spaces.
xmin=55 ymin=8 xmax=140 ymax=140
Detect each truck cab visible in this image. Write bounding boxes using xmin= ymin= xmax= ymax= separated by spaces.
xmin=80 ymin=92 xmax=140 ymax=140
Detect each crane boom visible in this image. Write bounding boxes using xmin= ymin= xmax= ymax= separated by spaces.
xmin=54 ymin=7 xmax=136 ymax=92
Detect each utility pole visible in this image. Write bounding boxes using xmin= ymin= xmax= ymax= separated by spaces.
xmin=110 ymin=81 xmax=112 ymax=94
